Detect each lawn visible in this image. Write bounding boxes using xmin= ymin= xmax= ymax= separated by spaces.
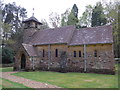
xmin=0 ymin=77 xmax=33 ymax=89
xmin=0 ymin=64 xmax=119 ymax=88
xmin=0 ymin=67 xmax=34 ymax=89
xmin=0 ymin=67 xmax=13 ymax=72
xmin=12 ymin=71 xmax=118 ymax=88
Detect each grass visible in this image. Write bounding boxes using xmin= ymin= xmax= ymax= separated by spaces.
xmin=1 ymin=64 xmax=119 ymax=88
xmin=0 ymin=67 xmax=34 ymax=89
xmin=0 ymin=67 xmax=13 ymax=72
xmin=0 ymin=77 xmax=33 ymax=89
xmin=12 ymin=71 xmax=118 ymax=88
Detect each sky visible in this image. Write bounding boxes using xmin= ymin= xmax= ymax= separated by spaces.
xmin=3 ymin=0 xmax=111 ymax=26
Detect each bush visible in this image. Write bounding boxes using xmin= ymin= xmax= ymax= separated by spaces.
xmin=2 ymin=47 xmax=15 ymax=64
xmin=0 ymin=47 xmax=2 ymax=64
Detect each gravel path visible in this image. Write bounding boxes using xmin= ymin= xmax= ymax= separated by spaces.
xmin=0 ymin=72 xmax=61 ymax=88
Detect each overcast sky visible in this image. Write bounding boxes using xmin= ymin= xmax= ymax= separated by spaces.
xmin=3 ymin=0 xmax=111 ymax=26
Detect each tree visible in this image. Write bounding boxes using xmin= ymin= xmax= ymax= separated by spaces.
xmin=61 ymin=9 xmax=70 ymax=27
xmin=0 ymin=47 xmax=2 ymax=63
xmin=91 ymin=2 xmax=107 ymax=27
xmin=2 ymin=23 xmax=11 ymax=40
xmin=1 ymin=1 xmax=27 ymax=63
xmin=1 ymin=23 xmax=13 ymax=47
xmin=2 ymin=2 xmax=27 ymax=30
xmin=61 ymin=16 xmax=66 ymax=27
xmin=79 ymin=5 xmax=93 ymax=27
xmin=104 ymin=0 xmax=120 ymax=58
xmin=1 ymin=2 xmax=27 ymax=51
xmin=2 ymin=47 xmax=15 ymax=64
xmin=10 ymin=27 xmax=24 ymax=51
xmin=72 ymin=4 xmax=78 ymax=18
xmin=40 ymin=19 xmax=49 ymax=29
xmin=67 ymin=4 xmax=79 ymax=25
xmin=67 ymin=9 xmax=79 ymax=25
xmin=0 ymin=0 xmax=4 ymax=46
xmin=49 ymin=12 xmax=60 ymax=28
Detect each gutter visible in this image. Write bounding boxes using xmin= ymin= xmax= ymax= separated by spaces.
xmin=84 ymin=44 xmax=87 ymax=72
xmin=48 ymin=44 xmax=51 ymax=70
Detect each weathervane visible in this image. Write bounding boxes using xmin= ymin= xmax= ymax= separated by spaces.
xmin=32 ymin=8 xmax=34 ymax=16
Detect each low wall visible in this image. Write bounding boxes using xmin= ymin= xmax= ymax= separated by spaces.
xmin=14 ymin=50 xmax=115 ymax=75
xmin=25 ymin=58 xmax=115 ymax=75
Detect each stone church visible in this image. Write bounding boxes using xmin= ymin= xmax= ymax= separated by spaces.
xmin=14 ymin=16 xmax=115 ymax=74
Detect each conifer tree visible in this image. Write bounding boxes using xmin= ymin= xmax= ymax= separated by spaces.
xmin=91 ymin=2 xmax=107 ymax=27
xmin=67 ymin=4 xmax=79 ymax=25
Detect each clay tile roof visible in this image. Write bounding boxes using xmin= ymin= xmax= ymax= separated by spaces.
xmin=69 ymin=25 xmax=113 ymax=45
xmin=26 ymin=25 xmax=113 ymax=46
xmin=23 ymin=16 xmax=42 ymax=24
xmin=22 ymin=43 xmax=37 ymax=56
xmin=29 ymin=25 xmax=75 ymax=45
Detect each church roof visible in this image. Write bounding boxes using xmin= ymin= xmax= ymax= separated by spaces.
xmin=22 ymin=43 xmax=37 ymax=56
xmin=69 ymin=25 xmax=113 ymax=45
xmin=21 ymin=25 xmax=113 ymax=56
xmin=28 ymin=25 xmax=113 ymax=46
xmin=29 ymin=25 xmax=75 ymax=45
xmin=23 ymin=16 xmax=42 ymax=24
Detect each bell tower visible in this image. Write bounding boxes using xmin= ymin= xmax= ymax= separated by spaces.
xmin=22 ymin=16 xmax=42 ymax=29
xmin=23 ymin=8 xmax=42 ymax=29
xmin=22 ymin=15 xmax=42 ymax=43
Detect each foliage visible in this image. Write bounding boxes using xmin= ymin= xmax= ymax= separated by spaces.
xmin=72 ymin=4 xmax=78 ymax=18
xmin=1 ymin=1 xmax=27 ymax=52
xmin=10 ymin=27 xmax=24 ymax=51
xmin=79 ymin=5 xmax=93 ymax=27
xmin=0 ymin=47 xmax=1 ymax=64
xmin=2 ymin=2 xmax=27 ymax=30
xmin=60 ymin=4 xmax=79 ymax=26
xmin=13 ymin=71 xmax=118 ymax=88
xmin=40 ymin=19 xmax=49 ymax=29
xmin=2 ymin=47 xmax=15 ymax=64
xmin=104 ymin=0 xmax=120 ymax=57
xmin=67 ymin=4 xmax=79 ymax=25
xmin=1 ymin=23 xmax=12 ymax=44
xmin=67 ymin=9 xmax=79 ymax=25
xmin=61 ymin=9 xmax=70 ymax=26
xmin=61 ymin=17 xmax=66 ymax=27
xmin=91 ymin=2 xmax=107 ymax=27
xmin=49 ymin=12 xmax=60 ymax=28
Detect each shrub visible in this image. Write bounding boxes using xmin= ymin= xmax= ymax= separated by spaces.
xmin=2 ymin=47 xmax=15 ymax=64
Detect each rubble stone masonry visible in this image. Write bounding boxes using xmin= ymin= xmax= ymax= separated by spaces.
xmin=14 ymin=44 xmax=115 ymax=74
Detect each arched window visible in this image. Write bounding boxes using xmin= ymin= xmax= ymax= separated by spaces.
xmin=43 ymin=49 xmax=45 ymax=57
xmin=79 ymin=51 xmax=81 ymax=57
xmin=74 ymin=51 xmax=76 ymax=57
xmin=94 ymin=50 xmax=97 ymax=57
xmin=55 ymin=49 xmax=58 ymax=57
xmin=35 ymin=23 xmax=37 ymax=28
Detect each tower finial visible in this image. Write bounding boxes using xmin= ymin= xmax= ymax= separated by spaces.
xmin=32 ymin=8 xmax=34 ymax=16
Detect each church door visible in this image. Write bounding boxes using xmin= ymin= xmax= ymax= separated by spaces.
xmin=21 ymin=54 xmax=26 ymax=69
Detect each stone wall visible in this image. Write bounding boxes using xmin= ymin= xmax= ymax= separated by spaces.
xmin=14 ymin=44 xmax=115 ymax=74
xmin=31 ymin=44 xmax=115 ymax=74
xmin=14 ymin=46 xmax=31 ymax=71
